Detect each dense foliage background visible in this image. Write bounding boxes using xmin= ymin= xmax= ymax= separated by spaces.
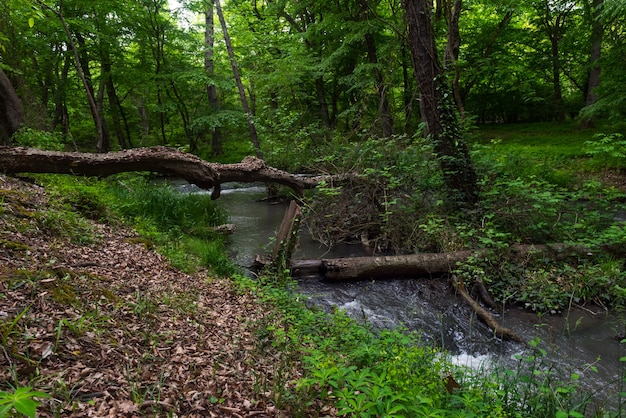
xmin=1 ymin=0 xmax=625 ymax=161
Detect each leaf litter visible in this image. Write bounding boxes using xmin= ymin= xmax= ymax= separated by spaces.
xmin=0 ymin=175 xmax=314 ymax=417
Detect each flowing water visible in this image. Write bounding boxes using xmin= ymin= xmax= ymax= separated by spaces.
xmin=178 ymin=181 xmax=625 ymax=410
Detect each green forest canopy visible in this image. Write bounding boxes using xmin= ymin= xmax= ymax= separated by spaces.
xmin=1 ymin=0 xmax=625 ymax=162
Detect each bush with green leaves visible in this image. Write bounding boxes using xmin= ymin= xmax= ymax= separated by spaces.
xmin=304 ymin=134 xmax=445 ymax=252
xmin=11 ymin=128 xmax=67 ymax=151
xmin=585 ymin=133 xmax=626 ymax=170
xmin=455 ymin=251 xmax=626 ymax=314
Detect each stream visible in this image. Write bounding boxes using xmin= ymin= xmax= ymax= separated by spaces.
xmin=178 ymin=181 xmax=626 ymax=410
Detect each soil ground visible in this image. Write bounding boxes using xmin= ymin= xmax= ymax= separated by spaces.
xmin=0 ymin=174 xmax=320 ymax=417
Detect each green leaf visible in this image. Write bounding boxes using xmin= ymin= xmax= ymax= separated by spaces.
xmin=0 ymin=404 xmax=13 ymax=416
xmin=28 ymin=17 xmax=35 ymax=28
xmin=13 ymin=397 xmax=38 ymax=418
xmin=555 ymin=411 xmax=569 ymax=418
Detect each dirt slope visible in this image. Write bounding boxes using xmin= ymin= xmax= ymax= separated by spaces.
xmin=0 ymin=174 xmax=310 ymax=417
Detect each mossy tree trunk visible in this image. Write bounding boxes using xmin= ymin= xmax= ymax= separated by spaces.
xmin=404 ymin=0 xmax=478 ymax=208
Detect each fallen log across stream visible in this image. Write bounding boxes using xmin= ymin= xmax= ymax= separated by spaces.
xmin=0 ymin=146 xmax=354 ymax=198
xmin=289 ymin=243 xmax=586 ymax=281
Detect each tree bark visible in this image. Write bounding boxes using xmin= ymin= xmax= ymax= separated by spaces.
xmin=289 ymin=244 xmax=587 ymax=281
xmin=0 ymin=146 xmax=352 ymax=197
xmin=403 ymin=0 xmax=478 ymax=208
xmin=0 ymin=69 xmax=24 ymax=144
xmin=205 ymin=0 xmax=223 ymax=156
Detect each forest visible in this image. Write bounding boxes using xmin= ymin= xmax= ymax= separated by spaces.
xmin=2 ymin=0 xmax=626 ymax=416
xmin=0 ymin=0 xmax=624 ymax=156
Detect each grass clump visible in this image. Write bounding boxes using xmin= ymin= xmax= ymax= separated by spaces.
xmin=107 ymin=176 xmax=233 ymax=274
xmin=35 ymin=174 xmax=234 ymax=275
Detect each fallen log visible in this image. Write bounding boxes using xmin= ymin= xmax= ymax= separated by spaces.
xmin=0 ymin=146 xmax=354 ymax=198
xmin=290 ymin=244 xmax=588 ymax=281
xmin=270 ymin=201 xmax=302 ymax=271
xmin=452 ymin=277 xmax=524 ymax=342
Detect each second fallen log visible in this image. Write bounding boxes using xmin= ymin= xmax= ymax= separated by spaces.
xmin=290 ymin=244 xmax=586 ymax=281
xmin=321 ymin=252 xmax=474 ymax=280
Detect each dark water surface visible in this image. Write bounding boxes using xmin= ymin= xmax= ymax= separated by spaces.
xmin=180 ymin=182 xmax=625 ymax=410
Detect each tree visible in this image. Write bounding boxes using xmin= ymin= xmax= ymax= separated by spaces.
xmin=403 ymin=0 xmax=478 ymax=207
xmin=35 ymin=0 xmax=108 ymax=151
xmin=204 ymin=0 xmax=223 ymax=155
xmin=0 ymin=68 xmax=24 ymax=143
xmin=580 ymin=0 xmax=626 ymax=122
xmin=215 ymin=0 xmax=262 ymax=159
xmin=531 ymin=0 xmax=575 ymax=121
xmin=580 ymin=0 xmax=603 ymax=128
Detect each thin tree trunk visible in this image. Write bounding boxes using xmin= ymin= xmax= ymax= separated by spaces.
xmin=360 ymin=0 xmax=393 ymax=137
xmin=215 ymin=0 xmax=262 ymax=159
xmin=101 ymin=44 xmax=130 ymax=149
xmin=401 ymin=41 xmax=415 ymax=130
xmin=205 ymin=0 xmax=223 ymax=155
xmin=444 ymin=0 xmax=465 ymax=116
xmin=315 ymin=77 xmax=332 ymax=129
xmin=550 ymin=32 xmax=566 ymax=121
xmin=538 ymin=0 xmax=570 ymax=122
xmin=52 ymin=52 xmax=71 ymax=138
xmin=37 ymin=1 xmax=106 ymax=152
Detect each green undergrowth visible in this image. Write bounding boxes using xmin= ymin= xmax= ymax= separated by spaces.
xmin=232 ymin=273 xmax=625 ymax=417
xmin=7 ymin=171 xmax=625 ymax=416
xmin=34 ymin=174 xmax=234 ymax=276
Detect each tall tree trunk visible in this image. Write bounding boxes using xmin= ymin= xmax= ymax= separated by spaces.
xmin=215 ymin=0 xmax=263 ymax=159
xmin=315 ymin=77 xmax=333 ymax=129
xmin=0 ymin=69 xmax=24 ymax=143
xmin=360 ymin=0 xmax=394 ymax=137
xmin=444 ymin=0 xmax=465 ymax=117
xmin=550 ymin=33 xmax=565 ymax=121
xmin=404 ymin=0 xmax=478 ymax=208
xmin=132 ymin=93 xmax=151 ymax=140
xmin=401 ymin=41 xmax=416 ymax=130
xmin=52 ymin=52 xmax=71 ymax=138
xmin=205 ymin=0 xmax=223 ymax=156
xmin=537 ymin=0 xmax=571 ymax=122
xmin=365 ymin=32 xmax=394 ymax=137
xmin=581 ymin=0 xmax=604 ymax=129
xmin=37 ymin=1 xmax=107 ymax=152
xmin=101 ymin=44 xmax=130 ymax=149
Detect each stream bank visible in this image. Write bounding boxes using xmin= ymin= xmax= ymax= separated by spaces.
xmin=180 ymin=181 xmax=626 ymax=409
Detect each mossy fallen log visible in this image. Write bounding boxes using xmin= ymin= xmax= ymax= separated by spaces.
xmin=290 ymin=244 xmax=588 ymax=280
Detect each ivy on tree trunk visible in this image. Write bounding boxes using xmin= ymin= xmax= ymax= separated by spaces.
xmin=403 ymin=0 xmax=478 ymax=208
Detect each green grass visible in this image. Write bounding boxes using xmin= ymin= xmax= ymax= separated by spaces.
xmin=34 ymin=174 xmax=235 ymax=275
